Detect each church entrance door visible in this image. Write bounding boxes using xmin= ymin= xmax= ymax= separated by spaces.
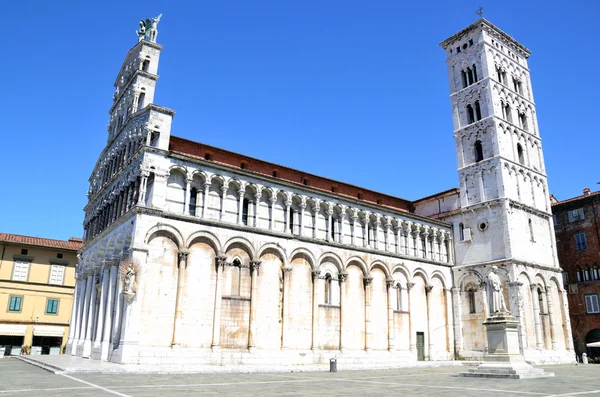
xmin=416 ymin=332 xmax=425 ymax=361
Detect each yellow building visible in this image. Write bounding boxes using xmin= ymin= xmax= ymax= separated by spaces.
xmin=0 ymin=233 xmax=81 ymax=355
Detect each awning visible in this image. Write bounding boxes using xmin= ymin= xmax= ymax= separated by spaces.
xmin=32 ymin=326 xmax=65 ymax=337
xmin=586 ymin=341 xmax=600 ymax=347
xmin=0 ymin=324 xmax=27 ymax=336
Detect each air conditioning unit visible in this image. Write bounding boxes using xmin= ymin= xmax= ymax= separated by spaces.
xmin=568 ymin=284 xmax=578 ymax=294
xmin=462 ymin=228 xmax=472 ymax=242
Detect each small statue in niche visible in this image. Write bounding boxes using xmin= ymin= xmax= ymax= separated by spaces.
xmin=124 ymin=263 xmax=136 ymax=294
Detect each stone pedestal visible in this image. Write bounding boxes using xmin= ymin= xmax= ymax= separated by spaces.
xmin=460 ymin=314 xmax=554 ymax=379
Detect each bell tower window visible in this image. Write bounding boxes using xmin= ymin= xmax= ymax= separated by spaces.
xmin=517 ymin=143 xmax=525 ymax=165
xmin=475 ymin=101 xmax=482 ymax=121
xmin=474 ymin=140 xmax=484 ymax=162
xmin=466 ymin=104 xmax=474 ymax=124
xmin=142 ymin=59 xmax=150 ymax=72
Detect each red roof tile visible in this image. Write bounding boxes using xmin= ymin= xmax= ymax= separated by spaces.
xmin=551 ymin=191 xmax=600 ymax=207
xmin=0 ymin=233 xmax=82 ymax=251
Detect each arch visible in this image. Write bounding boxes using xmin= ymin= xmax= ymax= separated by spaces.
xmin=168 ymin=164 xmax=188 ymax=176
xmin=345 ymin=256 xmax=369 ymax=276
xmin=144 ymin=224 xmax=184 ymax=249
xmin=222 ymin=236 xmax=256 ymax=261
xmin=256 ymin=242 xmax=287 ymax=264
xmin=533 ymin=273 xmax=548 ymax=289
xmin=288 ymin=247 xmax=317 ymax=270
xmin=186 ymin=230 xmax=221 ymax=253
xmin=430 ymin=271 xmax=448 ymax=288
xmin=412 ymin=268 xmax=430 ymax=284
xmin=458 ymin=270 xmax=484 ymax=290
xmin=518 ymin=271 xmax=533 ymax=285
xmin=369 ymin=260 xmax=391 ymax=278
xmin=317 ymin=251 xmax=343 ymax=273
xmin=391 ymin=263 xmax=412 ymax=283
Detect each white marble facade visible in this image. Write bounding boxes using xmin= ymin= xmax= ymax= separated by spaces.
xmin=66 ymin=19 xmax=575 ymax=366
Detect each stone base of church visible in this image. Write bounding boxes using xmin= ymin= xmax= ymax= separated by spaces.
xmin=96 ymin=346 xmax=454 ymax=366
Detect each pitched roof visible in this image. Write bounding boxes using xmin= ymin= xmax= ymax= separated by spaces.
xmin=0 ymin=233 xmax=82 ymax=251
xmin=551 ymin=191 xmax=600 ymax=207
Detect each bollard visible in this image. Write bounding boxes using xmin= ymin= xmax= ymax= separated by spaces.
xmin=583 ymin=353 xmax=588 ymax=364
xmin=330 ymin=358 xmax=337 ymax=372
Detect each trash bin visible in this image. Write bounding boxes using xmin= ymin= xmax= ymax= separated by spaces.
xmin=330 ymin=358 xmax=337 ymax=372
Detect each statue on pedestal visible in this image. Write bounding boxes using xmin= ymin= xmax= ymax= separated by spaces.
xmin=488 ymin=266 xmax=509 ymax=314
xmin=136 ymin=14 xmax=163 ymax=43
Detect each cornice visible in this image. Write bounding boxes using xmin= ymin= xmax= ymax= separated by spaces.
xmin=110 ymin=70 xmax=159 ymax=114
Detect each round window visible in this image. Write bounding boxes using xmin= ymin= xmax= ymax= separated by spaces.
xmin=478 ymin=222 xmax=488 ymax=231
xmin=463 ymin=43 xmax=468 ymax=50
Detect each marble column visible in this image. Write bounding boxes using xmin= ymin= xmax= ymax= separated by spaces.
xmin=531 ymin=285 xmax=544 ymax=350
xmin=269 ymin=196 xmax=276 ymax=230
xmin=350 ymin=215 xmax=358 ymax=246
xmin=561 ymin=288 xmax=575 ymax=351
xmin=284 ymin=200 xmax=292 ymax=233
xmin=237 ymin=187 xmax=246 ymax=225
xmin=425 ymin=284 xmax=433 ymax=359
xmin=219 ymin=185 xmax=228 ymax=221
xmin=364 ymin=276 xmax=373 ymax=351
xmin=254 ymin=191 xmax=262 ymax=228
xmin=94 ymin=263 xmax=111 ymax=347
xmin=386 ymin=279 xmax=395 ymax=351
xmin=70 ymin=277 xmax=84 ymax=354
xmin=83 ymin=270 xmax=98 ymax=357
xmin=312 ymin=201 xmax=320 ymax=239
xmin=202 ymin=182 xmax=211 ymax=218
xmin=545 ymin=285 xmax=558 ymax=350
xmin=184 ymin=178 xmax=192 ymax=215
xmin=508 ymin=281 xmax=526 ymax=353
xmin=451 ymin=287 xmax=463 ymax=355
xmin=138 ymin=171 xmax=149 ymax=205
xmin=445 ymin=288 xmax=453 ymax=354
xmin=299 ymin=203 xmax=306 ymax=237
xmin=311 ymin=270 xmax=321 ymax=350
xmin=101 ymin=261 xmax=118 ymax=360
xmin=326 ymin=210 xmax=333 ymax=242
xmin=248 ymin=260 xmax=261 ymax=350
xmin=339 ymin=272 xmax=348 ymax=351
xmin=407 ymin=282 xmax=416 ymax=353
xmin=172 ymin=250 xmax=189 ymax=346
xmin=211 ymin=256 xmax=227 ymax=350
xmin=281 ymin=266 xmax=293 ymax=349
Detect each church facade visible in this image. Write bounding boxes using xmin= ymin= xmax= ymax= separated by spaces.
xmin=66 ymin=18 xmax=575 ymax=366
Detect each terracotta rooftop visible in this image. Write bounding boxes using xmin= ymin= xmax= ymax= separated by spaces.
xmin=169 ymin=135 xmax=413 ymax=213
xmin=551 ymin=190 xmax=600 ymax=207
xmin=0 ymin=233 xmax=82 ymax=251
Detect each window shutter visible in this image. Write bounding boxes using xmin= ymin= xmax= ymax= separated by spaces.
xmin=594 ymin=296 xmax=600 ymax=313
xmin=568 ymin=211 xmax=574 ymax=222
xmin=13 ymin=261 xmax=30 ymax=281
xmin=49 ymin=265 xmax=65 ymax=285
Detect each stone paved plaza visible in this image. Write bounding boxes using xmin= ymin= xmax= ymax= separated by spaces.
xmin=1 ymin=358 xmax=598 ymax=396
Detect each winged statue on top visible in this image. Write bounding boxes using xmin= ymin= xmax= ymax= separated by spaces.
xmin=136 ymin=14 xmax=162 ymax=43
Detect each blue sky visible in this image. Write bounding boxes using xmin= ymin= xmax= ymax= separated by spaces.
xmin=1 ymin=1 xmax=598 ymax=241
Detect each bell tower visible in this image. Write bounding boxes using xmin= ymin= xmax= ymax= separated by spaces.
xmin=440 ymin=19 xmax=557 ymax=268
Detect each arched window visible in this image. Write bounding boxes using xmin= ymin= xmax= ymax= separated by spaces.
xmin=519 ymin=112 xmax=528 ymax=130
xmin=242 ymin=198 xmax=249 ymax=225
xmin=475 ymin=100 xmax=482 ymax=121
xmin=461 ymin=70 xmax=468 ymax=88
xmin=289 ymin=208 xmax=294 ymax=234
xmin=576 ymin=267 xmax=584 ymax=282
xmin=528 ymin=218 xmax=535 ymax=242
xmin=496 ymin=66 xmax=503 ymax=83
xmin=585 ymin=267 xmax=591 ymax=281
xmin=468 ymin=289 xmax=476 ymax=314
xmin=396 ymin=283 xmax=402 ymax=311
xmin=517 ymin=143 xmax=525 ymax=164
xmin=142 ymin=59 xmax=150 ymax=72
xmin=474 ymin=140 xmax=484 ymax=162
xmin=538 ymin=288 xmax=545 ymax=313
xmin=330 ymin=216 xmax=336 ymax=240
xmin=324 ymin=273 xmax=332 ymax=304
xmin=466 ymin=104 xmax=475 ymax=124
xmin=459 ymin=222 xmax=465 ymax=241
xmin=367 ymin=225 xmax=372 ymax=245
xmin=593 ymin=267 xmax=599 ymax=281
xmin=505 ymin=103 xmax=513 ymax=123
xmin=137 ymin=93 xmax=145 ymax=112
xmin=189 ymin=187 xmax=197 ymax=216
xmin=467 ymin=67 xmax=474 ymax=85
xmin=472 ymin=64 xmax=478 ymax=82
xmin=421 ymin=236 xmax=427 ymax=258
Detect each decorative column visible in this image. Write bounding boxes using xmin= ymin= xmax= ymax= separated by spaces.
xmin=281 ymin=266 xmax=293 ymax=349
xmin=254 ymin=190 xmax=262 ymax=228
xmin=248 ymin=260 xmax=261 ymax=350
xmin=445 ymin=288 xmax=454 ymax=355
xmin=480 ymin=281 xmax=490 ymax=319
xmin=202 ymin=181 xmax=211 ymax=218
xmin=350 ymin=214 xmax=358 ymax=246
xmin=421 ymin=229 xmax=429 ymax=259
xmin=384 ymin=222 xmax=391 ymax=252
xmin=425 ymin=284 xmax=433 ymax=359
xmin=446 ymin=233 xmax=454 ymax=264
xmin=394 ymin=225 xmax=401 ymax=254
xmin=406 ymin=223 xmax=414 ymax=256
xmin=312 ymin=200 xmax=321 ymax=239
xmin=339 ymin=206 xmax=346 ymax=244
xmin=363 ymin=215 xmax=369 ymax=248
xmin=70 ymin=276 xmax=85 ymax=354
xmin=311 ymin=270 xmax=321 ymax=350
xmin=83 ymin=270 xmax=98 ymax=357
xmin=269 ymin=196 xmax=276 ymax=230
xmin=299 ymin=201 xmax=306 ymax=237
xmin=373 ymin=216 xmax=380 ymax=250
xmin=101 ymin=259 xmax=119 ymax=361
xmin=545 ymin=285 xmax=557 ymax=350
xmin=451 ymin=287 xmax=463 ymax=356
xmin=94 ymin=262 xmax=111 ymax=347
xmin=237 ymin=187 xmax=246 ymax=225
xmin=172 ymin=249 xmax=189 ymax=346
xmin=184 ymin=178 xmax=192 ymax=215
xmin=364 ymin=276 xmax=373 ymax=351
xmin=339 ymin=272 xmax=348 ymax=351
xmin=561 ymin=288 xmax=575 ymax=351
xmin=211 ymin=256 xmax=227 ymax=350
xmin=531 ymin=285 xmax=544 ymax=350
xmin=138 ymin=171 xmax=149 ymax=205
xmin=508 ymin=281 xmax=526 ymax=353
xmin=386 ymin=279 xmax=396 ymax=351
xmin=284 ymin=199 xmax=292 ymax=233
xmin=219 ymin=185 xmax=228 ymax=221
xmin=407 ymin=282 xmax=416 ymax=353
